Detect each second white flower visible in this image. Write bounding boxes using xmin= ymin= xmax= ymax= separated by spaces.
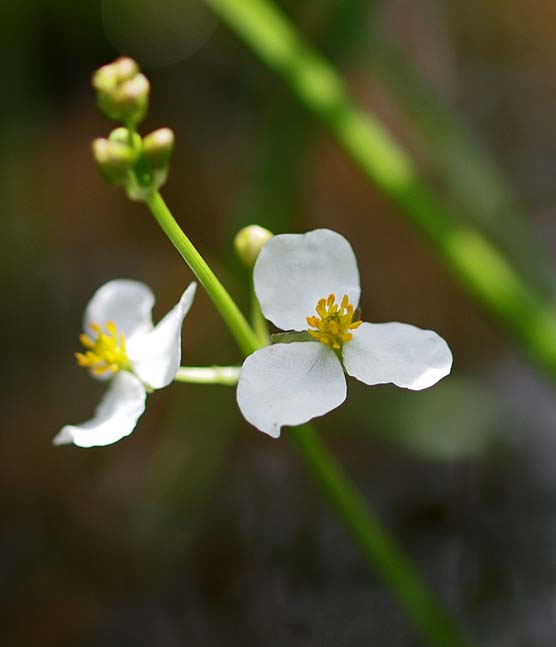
xmin=237 ymin=229 xmax=452 ymax=437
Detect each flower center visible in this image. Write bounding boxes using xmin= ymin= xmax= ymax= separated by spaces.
xmin=306 ymin=293 xmax=362 ymax=350
xmin=75 ymin=321 xmax=131 ymax=376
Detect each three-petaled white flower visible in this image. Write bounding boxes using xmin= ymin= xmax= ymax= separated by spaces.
xmin=54 ymin=279 xmax=197 ymax=448
xmin=237 ymin=229 xmax=452 ymax=438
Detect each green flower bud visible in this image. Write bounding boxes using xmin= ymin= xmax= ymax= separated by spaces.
xmin=108 ymin=126 xmax=142 ymax=151
xmin=142 ymin=128 xmax=175 ymax=169
xmin=92 ymin=124 xmax=173 ymax=200
xmin=92 ymin=65 xmax=118 ymax=94
xmin=122 ymin=128 xmax=175 ymax=200
xmin=113 ymin=56 xmax=139 ymax=82
xmin=92 ymin=138 xmax=134 ymax=185
xmin=234 ymin=225 xmax=274 ymax=268
xmin=92 ymin=57 xmax=150 ymax=128
xmin=92 ymin=57 xmax=139 ymax=91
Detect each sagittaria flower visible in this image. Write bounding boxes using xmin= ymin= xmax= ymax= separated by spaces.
xmin=237 ymin=229 xmax=452 ymax=437
xmin=54 ymin=279 xmax=196 ymax=448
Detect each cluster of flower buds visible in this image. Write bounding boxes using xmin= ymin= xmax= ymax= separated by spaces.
xmin=91 ymin=58 xmax=174 ymax=200
xmin=92 ymin=57 xmax=149 ymax=128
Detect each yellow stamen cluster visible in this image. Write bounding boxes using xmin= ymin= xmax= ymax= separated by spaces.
xmin=75 ymin=321 xmax=130 ymax=377
xmin=306 ymin=294 xmax=362 ymax=350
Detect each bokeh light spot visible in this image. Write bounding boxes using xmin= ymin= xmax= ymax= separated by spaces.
xmin=102 ymin=0 xmax=216 ymax=67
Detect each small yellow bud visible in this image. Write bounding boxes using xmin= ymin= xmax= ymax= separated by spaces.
xmin=234 ymin=225 xmax=274 ymax=268
xmin=92 ymin=64 xmax=118 ymax=93
xmin=142 ymin=128 xmax=175 ymax=169
xmin=92 ymin=138 xmax=134 ymax=184
xmin=122 ymin=73 xmax=150 ymax=103
xmin=113 ymin=56 xmax=139 ymax=82
xmin=92 ymin=57 xmax=138 ymax=88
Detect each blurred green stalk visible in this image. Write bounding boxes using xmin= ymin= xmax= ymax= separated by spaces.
xmin=291 ymin=424 xmax=470 ymax=647
xmin=205 ymin=0 xmax=556 ymax=376
xmin=308 ymin=0 xmax=550 ymax=289
xmin=365 ymin=28 xmax=551 ymax=291
xmin=145 ymin=190 xmax=472 ymax=647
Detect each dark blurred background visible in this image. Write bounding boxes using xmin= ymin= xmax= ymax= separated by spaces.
xmin=3 ymin=1 xmax=556 ymax=645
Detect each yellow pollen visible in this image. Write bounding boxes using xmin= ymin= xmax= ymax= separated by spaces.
xmin=75 ymin=320 xmax=130 ymax=376
xmin=306 ymin=293 xmax=362 ymax=350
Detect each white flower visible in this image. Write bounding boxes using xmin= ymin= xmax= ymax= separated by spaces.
xmin=237 ymin=229 xmax=452 ymax=438
xmin=54 ymin=279 xmax=197 ymax=448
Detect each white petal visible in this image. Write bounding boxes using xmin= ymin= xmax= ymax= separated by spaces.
xmin=84 ymin=279 xmax=155 ymax=341
xmin=127 ymin=283 xmax=197 ymax=389
xmin=237 ymin=341 xmax=347 ymax=438
xmin=342 ymin=322 xmax=452 ymax=390
xmin=254 ymin=229 xmax=361 ymax=331
xmin=53 ymin=372 xmax=146 ymax=448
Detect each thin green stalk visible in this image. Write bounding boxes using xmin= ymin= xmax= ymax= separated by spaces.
xmin=175 ymin=366 xmax=241 ymax=385
xmin=250 ymin=281 xmax=270 ymax=346
xmin=144 ymin=190 xmax=471 ymax=647
xmin=291 ymin=424 xmax=470 ymax=647
xmin=145 ymin=191 xmax=261 ymax=356
xmin=204 ymin=0 xmax=556 ymax=377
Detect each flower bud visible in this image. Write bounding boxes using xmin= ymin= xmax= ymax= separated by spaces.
xmin=234 ymin=225 xmax=274 ymax=268
xmin=108 ymin=126 xmax=142 ymax=151
xmin=92 ymin=66 xmax=116 ymax=94
xmin=92 ymin=57 xmax=139 ymax=90
xmin=113 ymin=56 xmax=139 ymax=82
xmin=92 ymin=138 xmax=135 ymax=185
xmin=92 ymin=57 xmax=149 ymax=127
xmin=142 ymin=128 xmax=175 ymax=169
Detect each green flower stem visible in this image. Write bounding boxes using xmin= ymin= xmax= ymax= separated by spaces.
xmin=291 ymin=424 xmax=470 ymax=647
xmin=174 ymin=366 xmax=240 ymax=385
xmin=144 ymin=190 xmax=470 ymax=647
xmin=250 ymin=281 xmax=270 ymax=346
xmin=145 ymin=191 xmax=261 ymax=356
xmin=204 ymin=0 xmax=556 ymax=377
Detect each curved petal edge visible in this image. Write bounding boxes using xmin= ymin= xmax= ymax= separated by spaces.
xmin=84 ymin=279 xmax=155 ymax=342
xmin=128 ymin=282 xmax=197 ymax=389
xmin=342 ymin=322 xmax=452 ymax=390
xmin=53 ymin=372 xmax=147 ymax=448
xmin=237 ymin=341 xmax=347 ymax=438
